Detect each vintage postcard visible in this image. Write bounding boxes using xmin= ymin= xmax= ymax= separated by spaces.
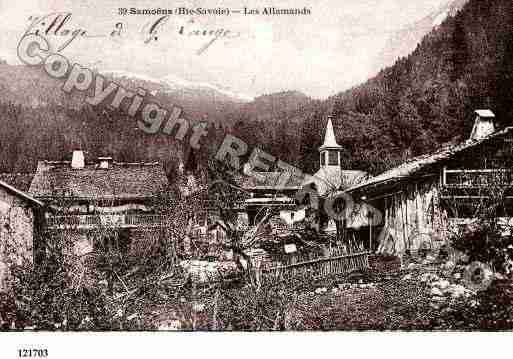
xmin=0 ymin=0 xmax=512 ymax=357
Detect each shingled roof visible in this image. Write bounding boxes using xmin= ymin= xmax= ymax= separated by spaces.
xmin=234 ymin=167 xmax=369 ymax=197
xmin=234 ymin=172 xmax=304 ymax=190
xmin=346 ymin=126 xmax=513 ymax=194
xmin=302 ymin=167 xmax=369 ymax=196
xmin=29 ymin=161 xmax=168 ymax=200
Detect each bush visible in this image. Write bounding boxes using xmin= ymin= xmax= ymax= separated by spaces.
xmin=451 ymin=221 xmax=513 ymax=273
xmin=216 ymin=274 xmax=316 ymax=330
xmin=0 ymin=254 xmax=113 ymax=330
xmin=430 ymin=280 xmax=513 ymax=330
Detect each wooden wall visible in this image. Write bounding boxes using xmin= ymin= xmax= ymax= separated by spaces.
xmin=375 ymin=178 xmax=449 ymax=254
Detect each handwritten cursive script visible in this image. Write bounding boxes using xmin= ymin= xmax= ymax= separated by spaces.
xmin=144 ymin=16 xmax=241 ymax=55
xmin=23 ymin=12 xmax=107 ymax=52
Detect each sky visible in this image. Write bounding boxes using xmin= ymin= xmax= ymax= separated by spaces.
xmin=0 ymin=0 xmax=450 ymax=99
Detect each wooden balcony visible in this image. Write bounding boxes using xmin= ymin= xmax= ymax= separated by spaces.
xmin=448 ymin=217 xmax=513 ymax=236
xmin=46 ymin=214 xmax=163 ymax=229
xmin=443 ymin=168 xmax=513 ymax=188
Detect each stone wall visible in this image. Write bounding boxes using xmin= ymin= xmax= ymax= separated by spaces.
xmin=0 ymin=189 xmax=35 ymax=290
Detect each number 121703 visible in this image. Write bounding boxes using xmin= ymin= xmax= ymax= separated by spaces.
xmin=18 ymin=349 xmax=48 ymax=358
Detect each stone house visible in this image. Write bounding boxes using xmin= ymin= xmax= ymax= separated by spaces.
xmin=28 ymin=151 xmax=169 ymax=258
xmin=0 ymin=178 xmax=44 ymax=290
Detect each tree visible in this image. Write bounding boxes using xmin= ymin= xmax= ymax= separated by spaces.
xmin=448 ymin=148 xmax=513 ymax=273
xmin=206 ymin=160 xmax=273 ymax=283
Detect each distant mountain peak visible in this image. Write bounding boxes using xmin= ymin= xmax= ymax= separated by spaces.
xmin=162 ymin=74 xmax=254 ymax=102
xmin=253 ymin=90 xmax=310 ymax=102
xmin=103 ymin=70 xmax=253 ymax=103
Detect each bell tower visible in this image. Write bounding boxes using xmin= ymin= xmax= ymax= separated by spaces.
xmin=319 ymin=117 xmax=343 ymax=169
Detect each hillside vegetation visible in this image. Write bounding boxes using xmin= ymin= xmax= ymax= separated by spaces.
xmin=0 ymin=0 xmax=512 ymax=178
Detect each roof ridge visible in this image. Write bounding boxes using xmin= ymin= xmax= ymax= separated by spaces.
xmin=346 ymin=126 xmax=513 ymax=193
xmin=113 ymin=161 xmax=160 ymax=166
xmin=398 ymin=125 xmax=513 ymax=166
xmin=41 ymin=160 xmax=161 ymax=166
xmin=43 ymin=160 xmax=70 ymax=164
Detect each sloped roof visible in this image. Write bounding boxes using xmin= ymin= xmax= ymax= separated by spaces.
xmin=346 ymin=126 xmax=513 ymax=194
xmin=29 ymin=161 xmax=168 ymax=200
xmin=235 ymin=172 xmax=304 ymax=190
xmin=0 ymin=179 xmax=43 ymax=207
xmin=302 ymin=167 xmax=369 ymax=196
xmin=0 ymin=173 xmax=34 ymax=192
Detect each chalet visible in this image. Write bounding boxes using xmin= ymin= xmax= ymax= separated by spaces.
xmin=235 ymin=168 xmax=305 ymax=229
xmin=345 ymin=110 xmax=513 ymax=254
xmin=28 ymin=151 xmax=169 ymax=257
xmin=0 ymin=178 xmax=44 ymax=290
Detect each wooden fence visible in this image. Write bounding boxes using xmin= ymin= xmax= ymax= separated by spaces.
xmin=254 ymin=251 xmax=370 ymax=284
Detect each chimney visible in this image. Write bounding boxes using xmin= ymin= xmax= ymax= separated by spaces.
xmin=470 ymin=109 xmax=496 ymax=141
xmin=98 ymin=156 xmax=113 ymax=169
xmin=71 ymin=150 xmax=85 ymax=169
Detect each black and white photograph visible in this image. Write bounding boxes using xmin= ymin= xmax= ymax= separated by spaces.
xmin=0 ymin=0 xmax=512 ymax=357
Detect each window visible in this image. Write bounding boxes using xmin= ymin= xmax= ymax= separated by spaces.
xmin=328 ymin=151 xmax=339 ymax=166
xmin=320 ymin=152 xmax=326 ymax=166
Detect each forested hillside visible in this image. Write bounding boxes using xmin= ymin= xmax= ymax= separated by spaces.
xmin=229 ymin=0 xmax=513 ymax=175
xmin=0 ymin=0 xmax=512 ymax=179
xmin=324 ymin=0 xmax=513 ymax=173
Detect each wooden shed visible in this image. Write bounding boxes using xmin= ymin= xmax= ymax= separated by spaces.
xmin=345 ymin=111 xmax=513 ymax=255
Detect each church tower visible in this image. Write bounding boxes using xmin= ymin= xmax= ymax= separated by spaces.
xmin=303 ymin=115 xmax=367 ymax=197
xmin=319 ymin=117 xmax=343 ymax=169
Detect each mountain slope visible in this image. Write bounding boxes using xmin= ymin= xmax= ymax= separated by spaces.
xmin=0 ymin=0 xmax=512 ymax=179
xmin=373 ymin=0 xmax=468 ymax=73
xmin=325 ymin=0 xmax=513 ymax=172
xmin=229 ymin=0 xmax=513 ymax=175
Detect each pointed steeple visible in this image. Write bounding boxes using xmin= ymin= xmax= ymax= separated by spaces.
xmin=319 ymin=117 xmax=343 ymax=169
xmin=320 ymin=117 xmax=342 ymax=151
